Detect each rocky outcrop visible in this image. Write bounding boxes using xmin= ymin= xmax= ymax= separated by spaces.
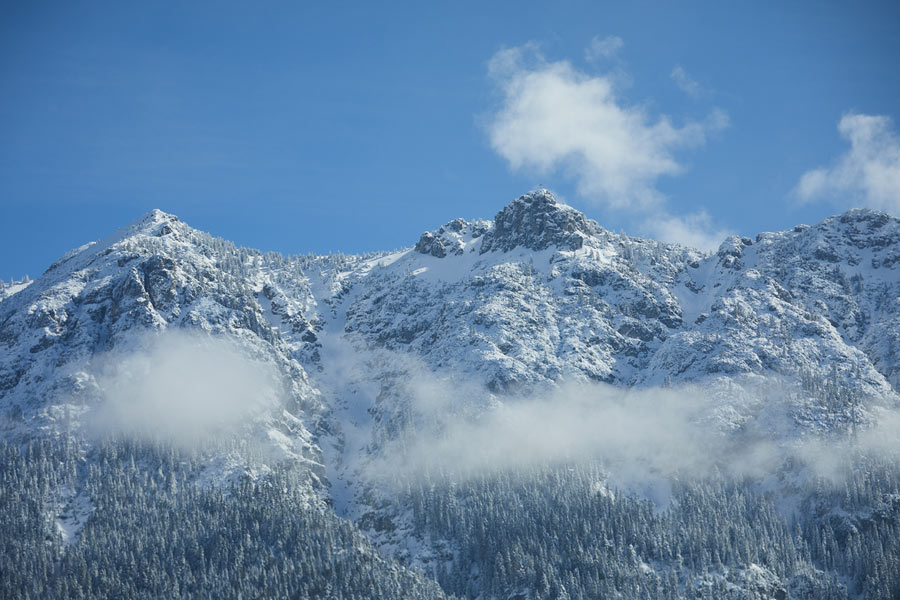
xmin=480 ymin=189 xmax=601 ymax=253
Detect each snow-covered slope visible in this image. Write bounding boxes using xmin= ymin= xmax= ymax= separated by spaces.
xmin=343 ymin=192 xmax=704 ymax=391
xmin=4 ymin=192 xmax=899 ymax=467
xmin=0 ymin=278 xmax=31 ymax=303
xmin=2 ymin=190 xmax=898 ymax=512
xmin=0 ymin=209 xmax=326 ymax=491
xmin=322 ymin=192 xmax=898 ymax=432
xmin=660 ymin=209 xmax=899 ymax=393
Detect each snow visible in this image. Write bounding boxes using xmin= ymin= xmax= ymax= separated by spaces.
xmin=53 ymin=488 xmax=94 ymax=546
xmin=0 ymin=279 xmax=32 ymax=302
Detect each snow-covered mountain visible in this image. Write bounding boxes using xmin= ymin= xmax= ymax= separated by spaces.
xmin=346 ymin=193 xmax=899 ymax=398
xmin=2 ymin=190 xmax=899 ymax=599
xmin=2 ymin=190 xmax=899 ymax=486
xmin=0 ymin=210 xmax=327 ymax=490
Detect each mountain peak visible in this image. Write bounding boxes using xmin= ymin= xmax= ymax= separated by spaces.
xmin=480 ymin=189 xmax=601 ymax=253
xmin=128 ymin=209 xmax=180 ymax=236
xmin=832 ymin=206 xmax=897 ymax=230
xmin=141 ymin=208 xmax=176 ymax=222
xmin=501 ymin=189 xmax=567 ymax=213
xmin=800 ymin=207 xmax=900 ymax=254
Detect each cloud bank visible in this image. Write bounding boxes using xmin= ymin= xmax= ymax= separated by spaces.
xmin=360 ymin=364 xmax=900 ymax=496
xmin=87 ymin=330 xmax=285 ymax=446
xmin=373 ymin=381 xmax=719 ymax=484
xmin=485 ymin=43 xmax=730 ymax=250
xmin=796 ymin=113 xmax=900 ymax=215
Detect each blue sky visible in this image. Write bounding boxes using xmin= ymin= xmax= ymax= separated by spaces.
xmin=2 ymin=0 xmax=899 ymax=280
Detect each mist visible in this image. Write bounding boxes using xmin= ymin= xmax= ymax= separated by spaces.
xmin=368 ymin=379 xmax=728 ymax=489
xmin=386 ymin=383 xmax=695 ymax=469
xmin=360 ymin=365 xmax=900 ymax=494
xmin=86 ymin=330 xmax=286 ymax=447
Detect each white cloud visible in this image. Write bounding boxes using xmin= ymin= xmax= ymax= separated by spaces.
xmin=643 ymin=209 xmax=732 ymax=252
xmin=88 ymin=330 xmax=285 ymax=446
xmin=367 ymin=370 xmax=900 ymax=495
xmin=487 ymin=46 xmax=727 ymax=211
xmin=486 ymin=44 xmax=730 ymax=248
xmin=670 ymin=65 xmax=702 ymax=98
xmin=368 ymin=378 xmax=723 ymax=487
xmin=325 ymin=346 xmax=899 ymax=501
xmin=796 ymin=112 xmax=900 ymax=214
xmin=585 ymin=35 xmax=624 ymax=62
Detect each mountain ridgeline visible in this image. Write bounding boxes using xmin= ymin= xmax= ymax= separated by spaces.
xmin=1 ymin=191 xmax=899 ymax=599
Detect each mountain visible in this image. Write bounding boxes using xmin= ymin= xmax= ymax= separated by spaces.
xmin=0 ymin=210 xmax=326 ymax=486
xmin=2 ymin=191 xmax=899 ymax=599
xmin=348 ymin=193 xmax=899 ymax=396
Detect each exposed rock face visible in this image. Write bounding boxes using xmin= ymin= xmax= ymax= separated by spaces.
xmin=414 ymin=218 xmax=488 ymax=258
xmin=480 ymin=189 xmax=601 ymax=253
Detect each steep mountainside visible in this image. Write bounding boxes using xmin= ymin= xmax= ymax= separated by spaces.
xmin=5 ymin=193 xmax=897 ymax=442
xmin=315 ymin=193 xmax=898 ymax=458
xmin=2 ymin=191 xmax=899 ymax=503
xmin=0 ymin=210 xmax=326 ymax=489
xmin=2 ymin=191 xmax=899 ymax=599
xmin=340 ymin=193 xmax=898 ymax=394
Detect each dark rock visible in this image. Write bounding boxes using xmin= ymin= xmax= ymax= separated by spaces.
xmin=480 ymin=190 xmax=600 ymax=253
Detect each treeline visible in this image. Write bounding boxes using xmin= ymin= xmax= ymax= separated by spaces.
xmin=0 ymin=439 xmax=451 ymax=600
xmin=398 ymin=458 xmax=900 ymax=599
xmin=800 ymin=462 xmax=900 ymax=599
xmin=3 ymin=436 xmax=898 ymax=599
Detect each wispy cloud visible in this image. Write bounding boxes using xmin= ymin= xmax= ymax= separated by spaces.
xmin=643 ymin=209 xmax=732 ymax=251
xmin=670 ymin=65 xmax=703 ymax=98
xmin=485 ymin=43 xmax=730 ymax=248
xmin=585 ymin=35 xmax=624 ymax=62
xmin=795 ymin=112 xmax=900 ymax=214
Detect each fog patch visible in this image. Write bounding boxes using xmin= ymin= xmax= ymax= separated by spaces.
xmin=361 ymin=368 xmax=900 ymax=493
xmin=87 ymin=330 xmax=286 ymax=447
xmin=792 ymin=407 xmax=900 ymax=484
xmin=368 ymin=380 xmax=720 ymax=485
xmin=857 ymin=408 xmax=900 ymax=459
